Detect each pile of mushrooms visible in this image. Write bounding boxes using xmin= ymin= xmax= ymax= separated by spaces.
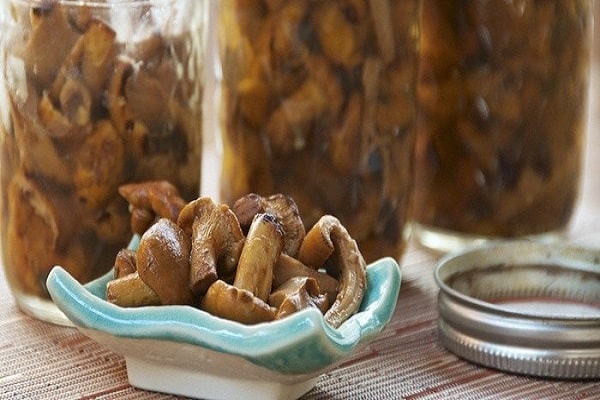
xmin=106 ymin=181 xmax=367 ymax=328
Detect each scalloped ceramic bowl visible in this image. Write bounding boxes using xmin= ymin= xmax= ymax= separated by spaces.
xmin=46 ymin=247 xmax=401 ymax=400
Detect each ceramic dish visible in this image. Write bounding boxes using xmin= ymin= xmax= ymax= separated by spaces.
xmin=46 ymin=246 xmax=401 ymax=400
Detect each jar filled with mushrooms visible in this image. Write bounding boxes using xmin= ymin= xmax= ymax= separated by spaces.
xmin=216 ymin=0 xmax=421 ymax=263
xmin=0 ymin=0 xmax=207 ymax=324
xmin=413 ymin=1 xmax=592 ymax=252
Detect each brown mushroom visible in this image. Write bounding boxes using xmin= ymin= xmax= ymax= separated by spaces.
xmin=38 ymin=92 xmax=81 ymax=139
xmin=274 ymin=253 xmax=339 ymax=303
xmin=5 ymin=172 xmax=83 ymax=295
xmin=73 ymin=120 xmax=125 ymax=211
xmin=201 ymin=280 xmax=276 ymax=324
xmin=200 ymin=212 xmax=284 ymax=324
xmin=233 ymin=212 xmax=284 ymax=301
xmin=269 ymin=276 xmax=329 ymax=319
xmin=136 ymin=218 xmax=194 ymax=305
xmin=118 ymin=180 xmax=187 ymax=235
xmin=177 ymin=197 xmax=245 ymax=295
xmin=297 ymin=217 xmax=335 ymax=270
xmin=106 ymin=271 xmax=161 ymax=307
xmin=113 ymin=248 xmax=137 ymax=279
xmin=311 ymin=215 xmax=367 ymax=328
xmin=368 ymin=0 xmax=395 ymax=65
xmin=232 ymin=193 xmax=305 ymax=257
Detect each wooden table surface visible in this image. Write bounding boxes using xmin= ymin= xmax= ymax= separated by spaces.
xmin=2 ymin=31 xmax=600 ymax=400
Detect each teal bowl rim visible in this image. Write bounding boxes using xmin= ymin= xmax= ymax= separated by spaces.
xmin=46 ymin=243 xmax=401 ymax=375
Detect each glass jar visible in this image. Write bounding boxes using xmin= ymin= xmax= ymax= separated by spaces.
xmin=0 ymin=0 xmax=207 ymax=324
xmin=216 ymin=0 xmax=421 ymax=263
xmin=413 ymin=1 xmax=592 ymax=252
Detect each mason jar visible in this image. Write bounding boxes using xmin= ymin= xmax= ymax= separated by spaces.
xmin=413 ymin=1 xmax=592 ymax=252
xmin=0 ymin=0 xmax=207 ymax=324
xmin=216 ymin=0 xmax=421 ymax=263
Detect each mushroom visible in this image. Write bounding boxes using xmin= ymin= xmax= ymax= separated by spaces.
xmin=136 ymin=218 xmax=195 ymax=305
xmin=200 ymin=212 xmax=284 ymax=324
xmin=106 ymin=271 xmax=161 ymax=307
xmin=38 ymin=92 xmax=81 ymax=139
xmin=46 ymin=18 xmax=115 ymax=129
xmin=233 ymin=212 xmax=284 ymax=301
xmin=313 ymin=2 xmax=357 ymax=68
xmin=113 ymin=248 xmax=137 ymax=279
xmin=308 ymin=215 xmax=367 ymax=328
xmin=79 ymin=19 xmax=117 ymax=99
xmin=73 ymin=120 xmax=125 ymax=211
xmin=274 ymin=253 xmax=339 ymax=303
xmin=21 ymin=2 xmax=80 ymax=89
xmin=177 ymin=197 xmax=245 ymax=295
xmin=58 ymin=75 xmax=93 ymax=130
xmin=232 ymin=193 xmax=305 ymax=256
xmin=368 ymin=0 xmax=395 ymax=65
xmin=297 ymin=218 xmax=335 ymax=270
xmin=269 ymin=276 xmax=329 ymax=319
xmin=5 ymin=172 xmax=82 ymax=295
xmin=201 ymin=280 xmax=276 ymax=324
xmin=106 ymin=58 xmax=135 ymax=137
xmin=118 ymin=180 xmax=187 ymax=235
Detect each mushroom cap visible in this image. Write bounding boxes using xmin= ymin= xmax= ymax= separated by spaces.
xmin=177 ymin=197 xmax=245 ymax=295
xmin=176 ymin=196 xmax=217 ymax=236
xmin=232 ymin=193 xmax=305 ymax=257
xmin=136 ymin=218 xmax=194 ymax=305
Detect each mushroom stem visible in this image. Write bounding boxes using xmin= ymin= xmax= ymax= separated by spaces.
xmin=297 ymin=217 xmax=336 ymax=269
xmin=233 ymin=213 xmax=284 ymax=302
xmin=232 ymin=193 xmax=305 ymax=257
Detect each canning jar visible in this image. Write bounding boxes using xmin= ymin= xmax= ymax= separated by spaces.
xmin=216 ymin=0 xmax=421 ymax=263
xmin=0 ymin=0 xmax=207 ymax=324
xmin=413 ymin=1 xmax=592 ymax=252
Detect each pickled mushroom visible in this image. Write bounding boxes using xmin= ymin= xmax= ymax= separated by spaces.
xmin=312 ymin=215 xmax=367 ymax=328
xmin=136 ymin=218 xmax=194 ymax=306
xmin=177 ymin=197 xmax=245 ymax=295
xmin=5 ymin=173 xmax=85 ymax=295
xmin=73 ymin=120 xmax=125 ymax=211
xmin=269 ymin=276 xmax=329 ymax=319
xmin=113 ymin=248 xmax=138 ymax=279
xmin=274 ymin=254 xmax=339 ymax=303
xmin=200 ymin=212 xmax=284 ymax=324
xmin=233 ymin=213 xmax=284 ymax=301
xmin=119 ymin=180 xmax=187 ymax=235
xmin=201 ymin=280 xmax=277 ymax=325
xmin=232 ymin=193 xmax=305 ymax=257
xmin=106 ymin=271 xmax=161 ymax=307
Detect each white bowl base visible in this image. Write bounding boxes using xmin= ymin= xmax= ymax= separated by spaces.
xmin=126 ymin=357 xmax=319 ymax=400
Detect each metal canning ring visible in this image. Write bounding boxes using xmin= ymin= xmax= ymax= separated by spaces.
xmin=434 ymin=241 xmax=600 ymax=379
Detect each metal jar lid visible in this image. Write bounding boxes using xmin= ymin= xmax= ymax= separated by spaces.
xmin=434 ymin=241 xmax=600 ymax=379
